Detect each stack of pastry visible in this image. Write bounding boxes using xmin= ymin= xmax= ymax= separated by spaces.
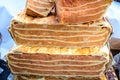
xmin=7 ymin=0 xmax=113 ymax=80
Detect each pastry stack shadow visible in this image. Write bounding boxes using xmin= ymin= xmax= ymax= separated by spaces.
xmin=7 ymin=0 xmax=113 ymax=80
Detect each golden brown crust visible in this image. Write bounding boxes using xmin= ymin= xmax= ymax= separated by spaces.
xmin=56 ymin=0 xmax=112 ymax=24
xmin=7 ymin=45 xmax=109 ymax=77
xmin=9 ymin=13 xmax=112 ymax=48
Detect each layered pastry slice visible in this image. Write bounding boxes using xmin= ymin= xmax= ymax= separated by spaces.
xmin=9 ymin=12 xmax=112 ymax=48
xmin=14 ymin=75 xmax=107 ymax=80
xmin=55 ymin=0 xmax=112 ymax=24
xmin=7 ymin=45 xmax=110 ymax=77
xmin=25 ymin=0 xmax=55 ymax=17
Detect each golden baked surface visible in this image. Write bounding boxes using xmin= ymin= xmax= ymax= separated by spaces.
xmin=7 ymin=45 xmax=109 ymax=77
xmin=9 ymin=13 xmax=112 ymax=48
xmin=56 ymin=0 xmax=112 ymax=24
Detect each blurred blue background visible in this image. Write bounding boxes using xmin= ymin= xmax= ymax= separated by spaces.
xmin=0 ymin=0 xmax=26 ymax=58
xmin=0 ymin=0 xmax=120 ymax=58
